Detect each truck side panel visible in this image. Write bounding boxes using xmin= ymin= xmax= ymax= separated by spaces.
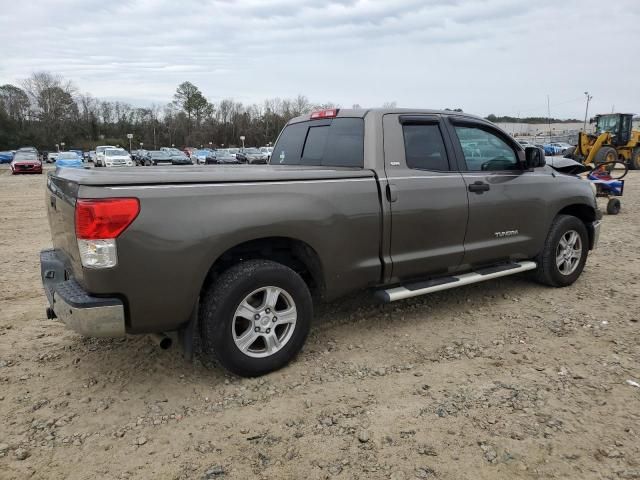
xmin=76 ymin=176 xmax=382 ymax=333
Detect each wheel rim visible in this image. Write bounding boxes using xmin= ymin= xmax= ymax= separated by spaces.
xmin=555 ymin=230 xmax=582 ymax=276
xmin=232 ymin=286 xmax=297 ymax=358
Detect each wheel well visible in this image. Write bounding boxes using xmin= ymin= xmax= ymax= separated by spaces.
xmin=557 ymin=204 xmax=597 ymax=247
xmin=557 ymin=204 xmax=596 ymax=224
xmin=201 ymin=237 xmax=324 ymax=298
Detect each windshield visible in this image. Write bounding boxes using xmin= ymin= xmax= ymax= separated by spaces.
xmin=228 ymin=148 xmax=239 ymax=154
xmin=596 ymin=115 xmax=619 ymax=134
xmin=58 ymin=152 xmax=79 ymax=159
xmin=150 ymin=151 xmax=170 ymax=159
xmin=243 ymin=148 xmax=260 ymax=154
xmin=14 ymin=153 xmax=38 ymax=161
xmin=195 ymin=150 xmax=210 ymax=156
xmin=105 ymin=149 xmax=127 ymax=156
xmin=96 ymin=146 xmax=114 ymax=154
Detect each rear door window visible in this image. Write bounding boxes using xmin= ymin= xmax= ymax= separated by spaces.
xmin=402 ymin=124 xmax=450 ymax=171
xmin=273 ymin=118 xmax=364 ymax=167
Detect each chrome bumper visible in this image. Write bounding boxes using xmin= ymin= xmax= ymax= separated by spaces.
xmin=40 ymin=249 xmax=126 ymax=337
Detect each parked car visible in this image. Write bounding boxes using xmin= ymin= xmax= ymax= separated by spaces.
xmin=101 ymin=148 xmax=134 ymax=167
xmin=69 ymin=148 xmax=84 ymax=161
xmin=11 ymin=151 xmax=42 ymax=174
xmin=40 ymin=108 xmax=601 ymax=377
xmin=169 ymin=151 xmax=192 ymax=165
xmin=259 ymin=146 xmax=273 ymax=160
xmin=193 ymin=149 xmax=217 ymax=164
xmin=0 ymin=151 xmax=14 ymax=164
xmin=517 ymin=140 xmax=533 ymax=148
xmin=95 ymin=145 xmax=116 ymax=167
xmin=183 ymin=147 xmax=197 ymax=159
xmin=236 ymin=147 xmax=268 ymax=164
xmin=143 ymin=150 xmax=172 ymax=166
xmin=132 ymin=149 xmax=149 ymax=166
xmin=549 ymin=142 xmax=574 ymax=155
xmin=88 ymin=151 xmax=97 ymax=163
xmin=55 ymin=152 xmax=84 ymax=169
xmin=543 ymin=144 xmax=563 ymax=156
xmin=215 ymin=149 xmax=241 ymax=164
xmin=46 ymin=152 xmax=60 ymax=163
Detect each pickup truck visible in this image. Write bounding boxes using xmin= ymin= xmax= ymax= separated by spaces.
xmin=40 ymin=108 xmax=602 ymax=377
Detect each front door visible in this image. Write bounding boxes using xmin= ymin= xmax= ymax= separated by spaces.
xmin=445 ymin=117 xmax=549 ymax=266
xmin=383 ymin=113 xmax=469 ymax=282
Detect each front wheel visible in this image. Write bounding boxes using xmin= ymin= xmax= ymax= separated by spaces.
xmin=200 ymin=260 xmax=312 ymax=377
xmin=534 ymin=215 xmax=589 ymax=287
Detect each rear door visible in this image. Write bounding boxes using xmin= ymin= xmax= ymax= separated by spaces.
xmin=445 ymin=117 xmax=549 ymax=266
xmin=383 ymin=113 xmax=469 ymax=282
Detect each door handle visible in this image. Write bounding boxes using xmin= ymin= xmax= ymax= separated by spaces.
xmin=468 ymin=181 xmax=490 ymax=193
xmin=386 ymin=183 xmax=398 ymax=202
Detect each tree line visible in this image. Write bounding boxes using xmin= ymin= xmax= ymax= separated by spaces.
xmin=0 ymin=72 xmax=340 ymax=151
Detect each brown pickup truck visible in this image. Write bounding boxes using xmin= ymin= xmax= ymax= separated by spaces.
xmin=41 ymin=108 xmax=601 ymax=376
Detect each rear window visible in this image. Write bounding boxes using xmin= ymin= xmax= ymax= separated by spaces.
xmin=273 ymin=117 xmax=364 ymax=167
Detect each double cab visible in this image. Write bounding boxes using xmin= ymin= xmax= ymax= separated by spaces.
xmin=41 ymin=108 xmax=601 ymax=376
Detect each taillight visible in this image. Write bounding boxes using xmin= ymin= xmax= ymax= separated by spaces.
xmin=310 ymin=108 xmax=339 ymax=119
xmin=75 ymin=198 xmax=140 ymax=240
xmin=75 ymin=198 xmax=139 ymax=269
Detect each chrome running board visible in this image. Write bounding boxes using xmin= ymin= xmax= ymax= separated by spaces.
xmin=377 ymin=261 xmax=537 ymax=303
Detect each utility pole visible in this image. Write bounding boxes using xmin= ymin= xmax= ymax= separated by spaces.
xmin=583 ymin=91 xmax=592 ymax=132
xmin=547 ymin=95 xmax=552 ymax=142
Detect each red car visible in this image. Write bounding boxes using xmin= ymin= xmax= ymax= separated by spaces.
xmin=11 ymin=151 xmax=43 ymax=174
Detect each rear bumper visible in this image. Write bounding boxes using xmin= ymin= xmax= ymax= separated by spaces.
xmin=40 ymin=249 xmax=126 ymax=337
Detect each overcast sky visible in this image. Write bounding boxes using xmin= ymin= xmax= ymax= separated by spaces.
xmin=1 ymin=0 xmax=638 ymax=118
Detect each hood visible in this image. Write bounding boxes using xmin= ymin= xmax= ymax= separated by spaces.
xmin=546 ymin=157 xmax=589 ymax=175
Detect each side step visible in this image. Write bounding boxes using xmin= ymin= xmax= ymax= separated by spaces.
xmin=377 ymin=261 xmax=537 ymax=303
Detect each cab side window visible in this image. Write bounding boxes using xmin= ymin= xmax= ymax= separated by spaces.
xmin=402 ymin=124 xmax=450 ymax=171
xmin=454 ymin=126 xmax=519 ymax=171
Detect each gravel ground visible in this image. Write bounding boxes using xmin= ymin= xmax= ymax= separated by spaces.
xmin=0 ymin=165 xmax=639 ymax=480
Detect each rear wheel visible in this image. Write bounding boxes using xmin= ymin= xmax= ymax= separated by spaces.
xmin=630 ymin=148 xmax=640 ymax=170
xmin=534 ymin=215 xmax=589 ymax=287
xmin=200 ymin=260 xmax=312 ymax=377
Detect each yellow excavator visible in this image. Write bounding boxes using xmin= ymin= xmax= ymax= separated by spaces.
xmin=567 ymin=113 xmax=640 ymax=169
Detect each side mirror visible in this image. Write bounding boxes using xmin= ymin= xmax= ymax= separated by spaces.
xmin=525 ymin=146 xmax=545 ymax=169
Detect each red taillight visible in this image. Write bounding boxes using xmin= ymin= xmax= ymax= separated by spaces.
xmin=310 ymin=108 xmax=339 ymax=119
xmin=75 ymin=198 xmax=140 ymax=240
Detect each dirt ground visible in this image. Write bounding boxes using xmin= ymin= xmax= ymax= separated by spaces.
xmin=0 ymin=165 xmax=639 ymax=480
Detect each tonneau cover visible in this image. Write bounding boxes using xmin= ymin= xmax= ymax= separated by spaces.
xmin=52 ymin=165 xmax=374 ymax=186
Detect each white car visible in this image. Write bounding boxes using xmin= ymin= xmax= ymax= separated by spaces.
xmin=260 ymin=146 xmax=273 ymax=160
xmin=46 ymin=152 xmax=59 ymax=163
xmin=95 ymin=145 xmax=117 ymax=167
xmin=102 ymin=148 xmax=134 ymax=167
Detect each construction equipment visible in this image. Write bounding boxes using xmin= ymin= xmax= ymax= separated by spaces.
xmin=567 ymin=113 xmax=640 ymax=169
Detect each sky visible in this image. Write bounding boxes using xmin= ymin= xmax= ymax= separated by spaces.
xmin=0 ymin=0 xmax=639 ymax=118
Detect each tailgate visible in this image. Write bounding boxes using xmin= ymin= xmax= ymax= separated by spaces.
xmin=46 ymin=174 xmax=84 ymax=281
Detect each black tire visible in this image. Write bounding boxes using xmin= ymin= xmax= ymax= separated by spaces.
xmin=534 ymin=215 xmax=589 ymax=288
xmin=630 ymin=148 xmax=640 ymax=170
xmin=606 ymin=198 xmax=621 ymax=215
xmin=199 ymin=259 xmax=312 ymax=377
xmin=594 ymin=146 xmax=618 ymax=165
